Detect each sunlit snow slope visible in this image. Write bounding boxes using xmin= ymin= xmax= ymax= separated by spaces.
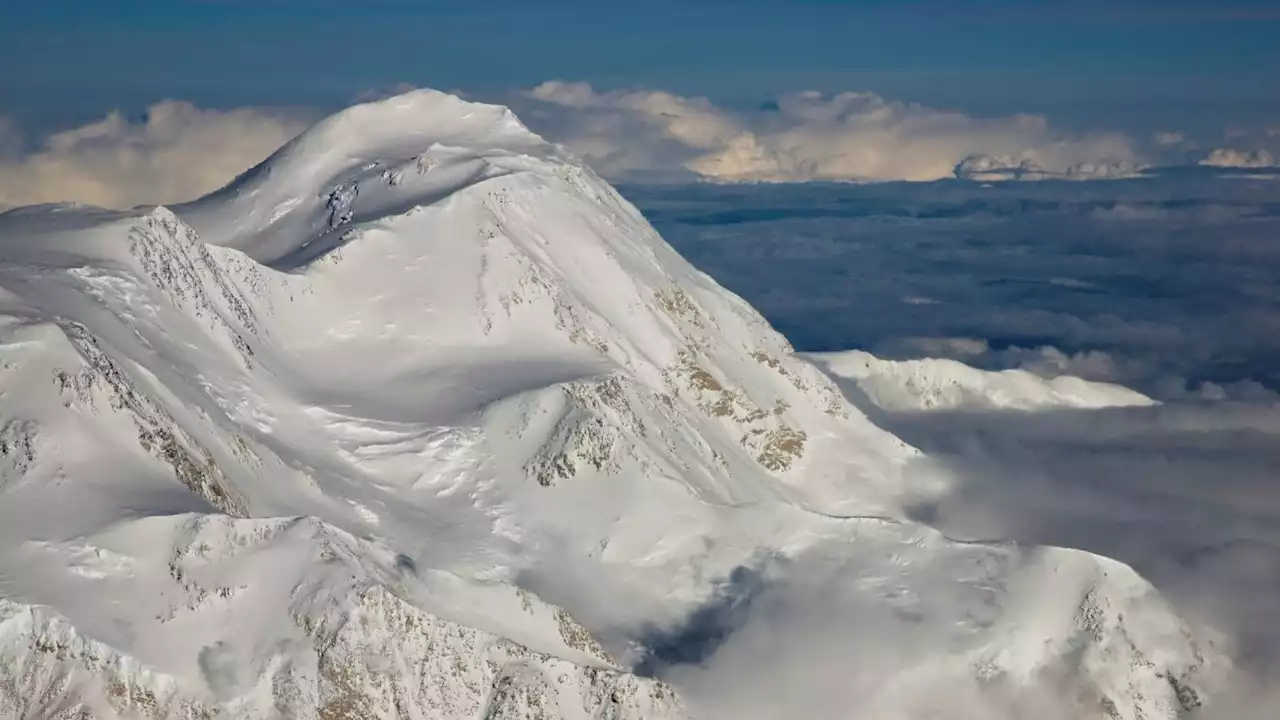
xmin=808 ymin=350 xmax=1156 ymax=412
xmin=0 ymin=90 xmax=1223 ymax=719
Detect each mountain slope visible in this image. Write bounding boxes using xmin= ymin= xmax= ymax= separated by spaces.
xmin=0 ymin=90 xmax=1225 ymax=719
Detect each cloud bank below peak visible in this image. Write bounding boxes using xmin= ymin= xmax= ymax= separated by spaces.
xmin=0 ymin=101 xmax=310 ymax=211
xmin=514 ymin=81 xmax=1144 ymax=183
xmin=2 ymin=84 xmax=1277 ymax=213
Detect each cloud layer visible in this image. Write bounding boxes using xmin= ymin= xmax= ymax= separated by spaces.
xmin=1199 ymin=147 xmax=1277 ymax=168
xmin=635 ymin=177 xmax=1280 ymax=399
xmin=0 ymin=84 xmax=1276 ymax=212
xmin=515 ymin=81 xmax=1142 ymax=182
xmin=0 ymin=102 xmax=309 ymax=211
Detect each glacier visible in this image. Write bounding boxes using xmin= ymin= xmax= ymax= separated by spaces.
xmin=0 ymin=89 xmax=1227 ymax=719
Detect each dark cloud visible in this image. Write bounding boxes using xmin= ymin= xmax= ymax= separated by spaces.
xmin=633 ymin=559 xmax=774 ymax=677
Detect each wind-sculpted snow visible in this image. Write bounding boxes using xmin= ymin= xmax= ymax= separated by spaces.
xmin=0 ymin=89 xmax=1230 ymax=718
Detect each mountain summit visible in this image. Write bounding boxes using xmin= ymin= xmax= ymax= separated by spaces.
xmin=0 ymin=90 xmax=1220 ymax=719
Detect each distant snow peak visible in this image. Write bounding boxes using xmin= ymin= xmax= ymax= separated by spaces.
xmin=809 ymin=349 xmax=1155 ymax=412
xmin=954 ymin=153 xmax=1143 ymax=182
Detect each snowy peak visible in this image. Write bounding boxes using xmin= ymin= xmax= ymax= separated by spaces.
xmin=0 ymin=89 xmax=907 ymax=717
xmin=181 ymin=89 xmax=906 ymax=511
xmin=810 ymin=349 xmax=1155 ymax=412
xmin=181 ymin=89 xmax=564 ymax=265
xmin=280 ymin=89 xmax=542 ymax=159
xmin=0 ymin=89 xmax=1228 ymax=719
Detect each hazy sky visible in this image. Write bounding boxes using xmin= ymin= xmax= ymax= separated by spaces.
xmin=5 ymin=0 xmax=1280 ymax=133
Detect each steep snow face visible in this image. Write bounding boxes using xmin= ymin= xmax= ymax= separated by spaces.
xmin=808 ymin=350 xmax=1155 ymax=412
xmin=0 ymin=90 xmax=1225 ymax=719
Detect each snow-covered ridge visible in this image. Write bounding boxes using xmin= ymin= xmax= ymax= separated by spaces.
xmin=808 ymin=349 xmax=1155 ymax=412
xmin=0 ymin=89 xmax=1225 ymax=719
xmin=0 ymin=514 xmax=681 ymax=719
xmin=180 ymin=89 xmax=561 ymax=266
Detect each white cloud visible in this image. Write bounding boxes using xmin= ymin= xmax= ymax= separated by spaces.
xmin=0 ymin=101 xmax=310 ymax=211
xmin=0 ymin=86 xmax=1265 ymax=212
xmin=516 ymin=81 xmax=1142 ymax=182
xmin=1199 ymin=147 xmax=1277 ymax=169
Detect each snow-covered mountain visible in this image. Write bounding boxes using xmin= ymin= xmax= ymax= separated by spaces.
xmin=952 ymin=154 xmax=1144 ymax=182
xmin=808 ymin=350 xmax=1155 ymax=413
xmin=0 ymin=90 xmax=1225 ymax=719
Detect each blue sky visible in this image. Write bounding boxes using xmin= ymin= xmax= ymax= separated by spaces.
xmin=4 ymin=0 xmax=1280 ymax=132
